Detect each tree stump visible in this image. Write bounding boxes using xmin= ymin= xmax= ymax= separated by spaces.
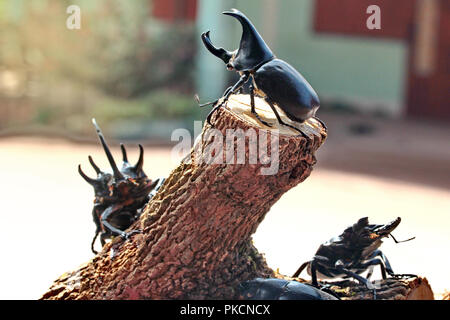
xmin=40 ymin=94 xmax=433 ymax=300
xmin=41 ymin=94 xmax=326 ymax=300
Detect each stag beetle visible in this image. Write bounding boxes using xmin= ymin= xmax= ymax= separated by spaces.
xmin=292 ymin=217 xmax=416 ymax=299
xmin=238 ymin=278 xmax=338 ymax=300
xmin=78 ymin=119 xmax=165 ymax=254
xmin=198 ymin=8 xmax=325 ymax=137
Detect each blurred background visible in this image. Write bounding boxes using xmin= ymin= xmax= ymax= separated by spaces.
xmin=0 ymin=0 xmax=448 ymax=299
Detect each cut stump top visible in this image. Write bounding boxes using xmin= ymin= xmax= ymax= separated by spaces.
xmin=217 ymin=94 xmax=326 ymax=139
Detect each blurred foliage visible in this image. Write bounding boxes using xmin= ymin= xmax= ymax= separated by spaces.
xmin=0 ymin=0 xmax=200 ymax=138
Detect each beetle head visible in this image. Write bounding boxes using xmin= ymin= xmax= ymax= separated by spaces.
xmin=78 ymin=119 xmax=157 ymax=204
xmin=201 ymin=8 xmax=274 ymax=72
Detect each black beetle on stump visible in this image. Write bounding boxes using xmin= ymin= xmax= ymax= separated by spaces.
xmin=78 ymin=119 xmax=164 ymax=254
xmin=293 ymin=217 xmax=416 ymax=299
xmin=198 ymin=8 xmax=325 ymax=137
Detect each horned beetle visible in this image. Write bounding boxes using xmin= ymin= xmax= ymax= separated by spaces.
xmin=198 ymin=8 xmax=325 ymax=137
xmin=292 ymin=217 xmax=416 ymax=299
xmin=78 ymin=119 xmax=164 ymax=254
xmin=238 ymin=278 xmax=339 ymax=300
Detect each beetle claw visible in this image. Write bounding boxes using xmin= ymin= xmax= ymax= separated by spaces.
xmin=206 ymin=102 xmax=225 ymax=126
xmin=313 ymin=116 xmax=328 ymax=131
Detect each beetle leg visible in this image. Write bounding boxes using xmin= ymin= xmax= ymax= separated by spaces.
xmin=366 ymin=266 xmax=375 ymax=280
xmin=197 ymin=86 xmax=234 ymax=109
xmin=100 ymin=205 xmax=141 ymax=241
xmin=373 ymin=250 xmax=417 ymax=279
xmin=264 ymin=97 xmax=308 ymax=139
xmin=359 ymin=258 xmax=387 ymax=280
xmin=292 ymin=261 xmax=310 ymax=278
xmin=91 ymin=230 xmax=100 ymax=254
xmin=91 ymin=206 xmax=104 ymax=254
xmin=335 ymin=262 xmax=377 ymax=299
xmin=206 ymin=105 xmax=221 ymax=125
xmin=148 ymin=178 xmax=165 ymax=200
xmin=206 ymin=73 xmax=250 ymax=125
xmin=249 ymin=84 xmax=272 ymax=127
xmin=310 ymin=260 xmax=319 ymax=286
xmin=223 ymin=86 xmax=233 ymax=97
xmin=100 ymin=205 xmax=125 ymax=237
xmin=197 ymin=87 xmax=230 ymax=108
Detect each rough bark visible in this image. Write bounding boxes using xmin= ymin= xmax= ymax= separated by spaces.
xmin=41 ymin=94 xmax=327 ymax=300
xmin=334 ymin=277 xmax=434 ymax=300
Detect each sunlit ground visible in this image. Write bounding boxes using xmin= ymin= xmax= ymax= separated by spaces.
xmin=0 ymin=137 xmax=448 ymax=299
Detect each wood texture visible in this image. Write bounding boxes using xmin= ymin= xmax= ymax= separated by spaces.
xmin=287 ymin=276 xmax=434 ymax=300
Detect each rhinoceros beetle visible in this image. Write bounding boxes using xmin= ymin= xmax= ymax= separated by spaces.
xmin=198 ymin=8 xmax=325 ymax=137
xmin=78 ymin=119 xmax=164 ymax=254
xmin=238 ymin=278 xmax=338 ymax=300
xmin=292 ymin=217 xmax=416 ymax=299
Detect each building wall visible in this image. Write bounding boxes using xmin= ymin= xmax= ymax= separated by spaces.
xmin=197 ymin=0 xmax=409 ymax=117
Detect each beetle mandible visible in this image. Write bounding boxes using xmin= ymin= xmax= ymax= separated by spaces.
xmin=292 ymin=217 xmax=416 ymax=299
xmin=199 ymin=8 xmax=325 ymax=137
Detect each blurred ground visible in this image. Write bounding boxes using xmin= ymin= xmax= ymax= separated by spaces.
xmin=0 ymin=112 xmax=449 ymax=300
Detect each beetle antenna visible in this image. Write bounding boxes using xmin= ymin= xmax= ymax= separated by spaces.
xmin=199 ymin=100 xmax=217 ymax=108
xmin=134 ymin=144 xmax=144 ymax=173
xmin=92 ymin=118 xmax=124 ymax=181
xmin=390 ymin=234 xmax=416 ymax=243
xmin=88 ymin=156 xmax=102 ymax=174
xmin=120 ymin=143 xmax=128 ymax=163
xmin=194 ymin=94 xmax=217 ymax=108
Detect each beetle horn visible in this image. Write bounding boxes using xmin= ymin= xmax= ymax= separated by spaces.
xmin=201 ymin=31 xmax=234 ymax=64
xmin=78 ymin=164 xmax=98 ymax=186
xmin=120 ymin=143 xmax=128 ymax=163
xmin=376 ymin=217 xmax=402 ymax=236
xmin=134 ymin=144 xmax=144 ymax=173
xmin=222 ymin=8 xmax=274 ymax=71
xmin=92 ymin=118 xmax=124 ymax=181
xmin=88 ymin=156 xmax=102 ymax=175
xmin=353 ymin=217 xmax=369 ymax=232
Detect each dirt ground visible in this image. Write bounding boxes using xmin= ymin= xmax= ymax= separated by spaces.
xmin=0 ymin=113 xmax=448 ymax=300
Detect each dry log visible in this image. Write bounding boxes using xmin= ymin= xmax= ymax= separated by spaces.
xmin=335 ymin=277 xmax=434 ymax=300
